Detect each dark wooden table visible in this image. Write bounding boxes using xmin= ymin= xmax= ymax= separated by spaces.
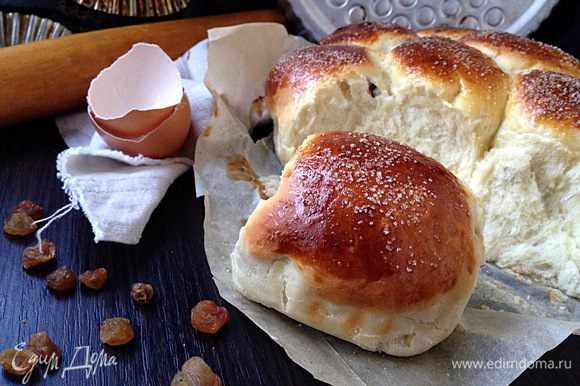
xmin=1 ymin=2 xmax=579 ymax=385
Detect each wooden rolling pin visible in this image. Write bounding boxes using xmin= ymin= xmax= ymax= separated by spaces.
xmin=0 ymin=8 xmax=285 ymax=127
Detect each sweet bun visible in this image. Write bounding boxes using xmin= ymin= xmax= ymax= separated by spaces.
xmin=232 ymin=132 xmax=484 ymax=356
xmin=459 ymin=31 xmax=580 ymax=77
xmin=498 ymin=70 xmax=580 ymax=143
xmin=384 ymin=36 xmax=508 ymax=180
xmin=471 ymin=71 xmax=580 ymax=297
xmin=267 ymin=31 xmax=509 ymax=181
xmin=234 ymin=22 xmax=580 ymax=355
xmin=266 ymin=44 xmax=386 ymax=165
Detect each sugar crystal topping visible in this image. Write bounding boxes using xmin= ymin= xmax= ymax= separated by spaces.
xmin=516 ymin=70 xmax=580 ymax=130
xmin=245 ymin=132 xmax=477 ymax=308
xmin=266 ymin=45 xmax=369 ymax=98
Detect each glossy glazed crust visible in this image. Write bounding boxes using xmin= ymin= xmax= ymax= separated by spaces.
xmin=265 ymin=45 xmax=371 ymax=100
xmin=459 ymin=31 xmax=580 ymax=77
xmin=390 ymin=36 xmax=507 ymax=100
xmin=320 ymin=22 xmax=416 ymax=46
xmin=511 ymin=70 xmax=580 ymax=133
xmin=244 ymin=132 xmax=479 ymax=311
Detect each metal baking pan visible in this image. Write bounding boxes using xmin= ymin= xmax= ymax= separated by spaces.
xmin=285 ymin=0 xmax=559 ymax=41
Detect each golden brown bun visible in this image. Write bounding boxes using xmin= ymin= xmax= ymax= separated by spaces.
xmin=236 ymin=23 xmax=580 ymax=357
xmin=506 ymin=70 xmax=580 ymax=137
xmin=265 ymin=44 xmax=385 ymax=167
xmin=459 ymin=31 xmax=580 ymax=77
xmin=266 ymin=44 xmax=373 ymax=101
xmin=233 ymin=132 xmax=483 ymax=356
xmin=388 ymin=36 xmax=508 ymax=119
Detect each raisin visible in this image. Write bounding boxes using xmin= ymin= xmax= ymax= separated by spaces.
xmin=3 ymin=212 xmax=37 ymax=236
xmin=190 ymin=300 xmax=230 ymax=334
xmin=99 ymin=318 xmax=134 ymax=346
xmin=0 ymin=348 xmax=37 ymax=376
xmin=79 ymin=268 xmax=108 ymax=290
xmin=12 ymin=200 xmax=44 ymax=221
xmin=131 ymin=282 xmax=154 ymax=304
xmin=171 ymin=356 xmax=222 ymax=386
xmin=27 ymin=332 xmax=61 ymax=360
xmin=46 ymin=266 xmax=76 ymax=291
xmin=22 ymin=240 xmax=56 ymax=270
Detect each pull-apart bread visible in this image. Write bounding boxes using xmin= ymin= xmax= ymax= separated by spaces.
xmin=232 ymin=132 xmax=484 ymax=356
xmin=232 ymin=22 xmax=580 ymax=355
xmin=261 ymin=22 xmax=580 ymax=296
xmin=268 ymin=27 xmax=509 ymax=182
xmin=417 ymin=28 xmax=580 ymax=296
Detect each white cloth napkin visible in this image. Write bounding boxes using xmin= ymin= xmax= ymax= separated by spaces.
xmin=53 ymin=40 xmax=213 ymax=244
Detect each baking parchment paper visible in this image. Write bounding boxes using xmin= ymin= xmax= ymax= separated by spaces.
xmin=194 ymin=23 xmax=580 ymax=386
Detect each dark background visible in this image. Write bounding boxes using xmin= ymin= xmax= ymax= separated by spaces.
xmin=0 ymin=1 xmax=579 ymax=385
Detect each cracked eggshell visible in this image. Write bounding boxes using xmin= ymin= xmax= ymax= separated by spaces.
xmin=88 ymin=43 xmax=191 ymax=157
xmin=90 ymin=93 xmax=191 ymax=159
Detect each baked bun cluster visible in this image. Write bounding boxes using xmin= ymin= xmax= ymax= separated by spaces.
xmin=232 ymin=132 xmax=484 ymax=356
xmin=263 ymin=23 xmax=580 ymax=298
xmin=231 ymin=23 xmax=579 ymax=356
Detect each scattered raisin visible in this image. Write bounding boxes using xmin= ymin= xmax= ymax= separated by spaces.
xmin=99 ymin=318 xmax=134 ymax=346
xmin=27 ymin=332 xmax=61 ymax=360
xmin=22 ymin=240 xmax=56 ymax=270
xmin=46 ymin=266 xmax=76 ymax=291
xmin=78 ymin=268 xmax=108 ymax=290
xmin=190 ymin=300 xmax=230 ymax=334
xmin=3 ymin=212 xmax=37 ymax=236
xmin=171 ymin=356 xmax=222 ymax=386
xmin=12 ymin=200 xmax=44 ymax=221
xmin=0 ymin=348 xmax=37 ymax=376
xmin=131 ymin=282 xmax=154 ymax=304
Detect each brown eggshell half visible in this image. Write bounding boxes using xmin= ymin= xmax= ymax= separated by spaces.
xmin=90 ymin=93 xmax=192 ymax=159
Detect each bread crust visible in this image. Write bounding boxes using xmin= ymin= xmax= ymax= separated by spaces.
xmin=234 ymin=132 xmax=483 ymax=356
xmin=233 ymin=23 xmax=580 ymax=356
xmin=390 ymin=36 xmax=507 ymax=102
xmin=266 ymin=45 xmax=371 ymax=100
xmin=511 ymin=70 xmax=580 ymax=134
xmin=244 ymin=132 xmax=481 ymax=310
xmin=268 ymin=35 xmax=509 ymax=178
xmin=460 ymin=31 xmax=580 ymax=77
